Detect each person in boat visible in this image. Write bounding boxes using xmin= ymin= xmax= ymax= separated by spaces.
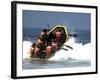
xmin=53 ymin=29 xmax=64 ymax=50
xmin=55 ymin=30 xmax=62 ymax=42
xmin=31 ymin=38 xmax=42 ymax=49
xmin=45 ymin=40 xmax=58 ymax=57
xmin=29 ymin=45 xmax=39 ymax=57
xmin=51 ymin=41 xmax=57 ymax=49
xmin=46 ymin=45 xmax=52 ymax=56
xmin=33 ymin=45 xmax=40 ymax=56
xmin=39 ymin=29 xmax=48 ymax=44
xmin=30 ymin=30 xmax=49 ymax=59
xmin=34 ymin=38 xmax=48 ymax=59
xmin=37 ymin=38 xmax=47 ymax=59
xmin=30 ymin=38 xmax=43 ymax=57
xmin=46 ymin=31 xmax=55 ymax=45
xmin=39 ymin=30 xmax=54 ymax=58
xmin=38 ymin=29 xmax=61 ymax=57
xmin=30 ymin=29 xmax=62 ymax=58
xmin=51 ymin=41 xmax=57 ymax=55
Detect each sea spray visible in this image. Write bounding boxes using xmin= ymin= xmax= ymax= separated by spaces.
xmin=49 ymin=37 xmax=91 ymax=61
xmin=23 ymin=41 xmax=32 ymax=59
xmin=23 ymin=37 xmax=91 ymax=61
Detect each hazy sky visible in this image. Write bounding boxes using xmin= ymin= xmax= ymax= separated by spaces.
xmin=23 ymin=10 xmax=90 ymax=30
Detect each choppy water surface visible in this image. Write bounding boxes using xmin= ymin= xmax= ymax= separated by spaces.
xmin=23 ymin=58 xmax=91 ymax=69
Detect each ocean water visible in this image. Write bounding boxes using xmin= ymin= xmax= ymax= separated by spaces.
xmin=22 ymin=27 xmax=91 ymax=69
xmin=23 ymin=59 xmax=90 ymax=69
xmin=23 ymin=28 xmax=43 ymax=42
xmin=23 ymin=28 xmax=90 ymax=44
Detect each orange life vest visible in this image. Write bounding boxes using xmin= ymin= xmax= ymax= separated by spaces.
xmin=46 ymin=46 xmax=52 ymax=55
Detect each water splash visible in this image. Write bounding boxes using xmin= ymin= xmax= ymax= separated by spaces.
xmin=23 ymin=37 xmax=91 ymax=61
xmin=23 ymin=41 xmax=32 ymax=59
xmin=49 ymin=37 xmax=91 ymax=61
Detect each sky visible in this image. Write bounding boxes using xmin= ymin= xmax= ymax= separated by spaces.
xmin=23 ymin=10 xmax=91 ymax=30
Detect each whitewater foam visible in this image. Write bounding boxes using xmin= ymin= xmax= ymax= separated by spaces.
xmin=49 ymin=38 xmax=91 ymax=61
xmin=23 ymin=38 xmax=91 ymax=61
xmin=23 ymin=41 xmax=32 ymax=59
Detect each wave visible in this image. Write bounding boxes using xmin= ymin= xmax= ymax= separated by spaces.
xmin=49 ymin=37 xmax=91 ymax=61
xmin=23 ymin=41 xmax=32 ymax=59
xmin=23 ymin=37 xmax=91 ymax=61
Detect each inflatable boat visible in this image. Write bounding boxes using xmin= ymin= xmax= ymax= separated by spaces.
xmin=29 ymin=24 xmax=68 ymax=59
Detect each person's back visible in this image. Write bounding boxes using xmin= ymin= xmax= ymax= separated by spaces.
xmin=46 ymin=32 xmax=55 ymax=45
xmin=40 ymin=29 xmax=48 ymax=43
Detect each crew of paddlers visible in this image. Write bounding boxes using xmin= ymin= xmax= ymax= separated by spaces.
xmin=29 ymin=29 xmax=62 ymax=59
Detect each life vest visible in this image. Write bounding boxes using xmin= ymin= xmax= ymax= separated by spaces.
xmin=46 ymin=46 xmax=52 ymax=55
xmin=55 ymin=31 xmax=62 ymax=41
xmin=51 ymin=42 xmax=57 ymax=49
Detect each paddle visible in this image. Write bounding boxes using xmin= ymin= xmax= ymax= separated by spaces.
xmin=64 ymin=45 xmax=73 ymax=50
xmin=60 ymin=48 xmax=68 ymax=51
